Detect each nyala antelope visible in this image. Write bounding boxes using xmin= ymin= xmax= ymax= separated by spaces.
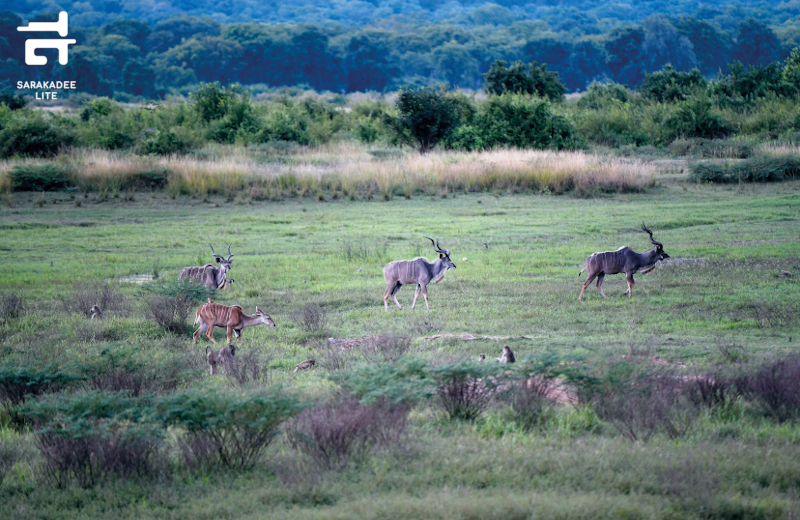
xmin=192 ymin=303 xmax=275 ymax=344
xmin=206 ymin=344 xmax=236 ymax=375
xmin=180 ymin=245 xmax=235 ymax=300
xmin=383 ymin=237 xmax=456 ymax=311
xmin=578 ymin=224 xmax=670 ymax=301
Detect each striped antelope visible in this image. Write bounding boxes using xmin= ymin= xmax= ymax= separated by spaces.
xmin=192 ymin=303 xmax=276 ymax=344
xmin=578 ymin=224 xmax=670 ymax=301
xmin=383 ymin=237 xmax=456 ymax=311
xmin=179 ymin=245 xmax=235 ymax=299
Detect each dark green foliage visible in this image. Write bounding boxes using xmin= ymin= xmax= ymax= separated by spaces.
xmin=9 ymin=164 xmax=74 ymax=191
xmin=690 ymin=155 xmax=800 ymax=183
xmin=711 ymin=61 xmax=797 ymax=105
xmin=141 ymin=278 xmax=212 ymax=332
xmin=0 ymin=117 xmax=75 ymax=159
xmin=477 ymin=94 xmax=579 ymax=150
xmin=0 ymin=366 xmax=79 ymax=407
xmin=139 ymin=128 xmax=194 ymax=155
xmin=640 ymin=65 xmax=707 ymax=102
xmin=0 ymin=94 xmax=25 ymax=110
xmin=192 ymin=82 xmax=241 ymax=122
xmin=160 ymin=386 xmax=302 ymax=470
xmin=387 ymin=88 xmax=461 ymax=153
xmin=662 ymin=94 xmax=732 ymax=140
xmin=483 ymin=60 xmax=566 ymax=101
xmin=576 ymin=82 xmax=631 ymax=109
xmin=19 ymin=391 xmax=163 ymax=488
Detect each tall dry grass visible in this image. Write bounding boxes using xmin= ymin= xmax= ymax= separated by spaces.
xmin=4 ymin=145 xmax=657 ymax=199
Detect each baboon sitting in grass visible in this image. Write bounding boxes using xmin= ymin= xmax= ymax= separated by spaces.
xmin=90 ymin=305 xmax=103 ymax=319
xmin=496 ymin=345 xmax=515 ymax=363
xmin=206 ymin=344 xmax=236 ymax=375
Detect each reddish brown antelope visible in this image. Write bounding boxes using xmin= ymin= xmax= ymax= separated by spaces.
xmin=578 ymin=224 xmax=670 ymax=301
xmin=192 ymin=303 xmax=275 ymax=344
xmin=180 ymin=245 xmax=235 ymax=299
xmin=383 ymin=237 xmax=456 ymax=311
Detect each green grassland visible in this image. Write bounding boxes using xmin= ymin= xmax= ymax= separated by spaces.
xmin=1 ymin=177 xmax=800 ymax=519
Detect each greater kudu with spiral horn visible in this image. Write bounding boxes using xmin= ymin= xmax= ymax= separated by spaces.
xmin=179 ymin=245 xmax=235 ymax=301
xmin=383 ymin=237 xmax=456 ymax=311
xmin=578 ymin=224 xmax=670 ymax=301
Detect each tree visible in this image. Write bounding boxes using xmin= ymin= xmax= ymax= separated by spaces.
xmin=103 ymin=20 xmax=151 ymax=51
xmin=387 ymin=88 xmax=460 ymax=153
xmin=605 ymin=26 xmax=646 ymax=86
xmin=676 ymin=17 xmax=731 ymax=74
xmin=483 ymin=60 xmax=566 ymax=101
xmin=640 ymin=65 xmax=707 ymax=102
xmin=733 ymin=19 xmax=784 ymax=67
xmin=641 ymin=15 xmax=697 ymax=72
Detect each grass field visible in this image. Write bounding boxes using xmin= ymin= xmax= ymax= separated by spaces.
xmin=1 ymin=173 xmax=800 ymax=519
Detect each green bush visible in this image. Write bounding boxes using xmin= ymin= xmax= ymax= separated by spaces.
xmin=640 ymin=65 xmax=707 ymax=102
xmin=159 ymin=386 xmax=302 ymax=470
xmin=257 ymin=101 xmax=312 ymax=145
xmin=386 ymin=87 xmax=461 ymax=153
xmin=576 ymin=82 xmax=632 ymax=109
xmin=690 ymin=155 xmax=800 ymax=183
xmin=483 ymin=60 xmax=566 ymax=101
xmin=139 ymin=128 xmax=194 ymax=155
xmin=0 ymin=365 xmax=79 ymax=407
xmin=0 ymin=116 xmax=75 ymax=158
xmin=661 ymin=95 xmax=733 ymax=141
xmin=9 ymin=164 xmax=74 ymax=191
xmin=478 ymin=94 xmax=580 ymax=150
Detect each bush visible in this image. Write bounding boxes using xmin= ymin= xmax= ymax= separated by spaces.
xmin=432 ymin=362 xmax=502 ymax=421
xmin=20 ymin=391 xmax=163 ymax=487
xmin=139 ymin=128 xmax=194 ymax=155
xmin=0 ymin=366 xmax=79 ymax=407
xmin=0 ymin=117 xmax=75 ymax=158
xmin=360 ymin=335 xmax=411 ymax=363
xmin=500 ymin=379 xmax=557 ymax=432
xmin=291 ymin=304 xmax=328 ymax=333
xmin=478 ymin=94 xmax=580 ymax=150
xmin=9 ymin=164 xmax=73 ymax=191
xmin=483 ymin=60 xmax=566 ymax=101
xmin=738 ymin=355 xmax=800 ymax=422
xmin=690 ymin=155 xmax=800 ymax=183
xmin=576 ymin=82 xmax=631 ymax=109
xmin=0 ymin=93 xmax=26 ymax=110
xmin=0 ymin=437 xmax=20 ymax=487
xmin=0 ymin=292 xmax=25 ymax=322
xmin=661 ymin=95 xmax=733 ymax=141
xmin=286 ymin=396 xmax=408 ymax=469
xmin=640 ymin=65 xmax=707 ymax=102
xmin=386 ymin=87 xmax=461 ymax=153
xmin=160 ymin=386 xmax=301 ymax=470
xmin=141 ymin=279 xmax=212 ymax=333
xmin=58 ymin=281 xmax=128 ymax=316
xmin=225 ymin=347 xmax=273 ymax=387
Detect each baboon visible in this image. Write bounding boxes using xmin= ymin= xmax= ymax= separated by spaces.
xmin=293 ymin=359 xmax=315 ymax=372
xmin=478 ymin=353 xmax=486 ymax=363
xmin=206 ymin=344 xmax=236 ymax=375
xmin=496 ymin=345 xmax=515 ymax=363
xmin=90 ymin=305 xmax=103 ymax=319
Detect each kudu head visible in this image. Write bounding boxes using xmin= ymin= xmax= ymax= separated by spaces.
xmin=641 ymin=224 xmax=670 ymax=261
xmin=255 ymin=307 xmax=276 ymax=328
xmin=210 ymin=244 xmax=234 ymax=274
xmin=425 ymin=237 xmax=456 ymax=270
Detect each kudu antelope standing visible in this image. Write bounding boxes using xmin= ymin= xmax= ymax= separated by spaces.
xmin=578 ymin=224 xmax=670 ymax=301
xmin=179 ymin=245 xmax=235 ymax=300
xmin=193 ymin=303 xmax=275 ymax=344
xmin=383 ymin=237 xmax=456 ymax=311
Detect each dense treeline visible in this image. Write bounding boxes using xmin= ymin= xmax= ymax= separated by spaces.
xmin=1 ymin=0 xmax=799 ymax=97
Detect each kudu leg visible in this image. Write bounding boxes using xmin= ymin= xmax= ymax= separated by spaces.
xmin=596 ymin=274 xmax=608 ymax=299
xmin=385 ymin=282 xmax=402 ymax=310
xmin=193 ymin=322 xmax=206 ymax=344
xmin=226 ymin=326 xmax=234 ymax=344
xmin=411 ymin=284 xmax=421 ymax=309
xmin=578 ymin=273 xmax=597 ymax=301
xmin=623 ymin=273 xmax=635 ymax=297
xmin=421 ymin=283 xmax=430 ymax=310
xmin=205 ymin=323 xmax=217 ymax=344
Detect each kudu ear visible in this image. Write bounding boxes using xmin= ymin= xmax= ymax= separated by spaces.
xmin=215 ymin=257 xmax=222 ymax=263
xmin=439 ymin=253 xmax=443 ymax=259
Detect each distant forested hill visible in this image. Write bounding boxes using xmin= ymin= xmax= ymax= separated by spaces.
xmin=1 ymin=1 xmax=798 ymax=97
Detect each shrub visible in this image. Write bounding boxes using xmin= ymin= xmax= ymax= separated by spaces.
xmin=160 ymin=386 xmax=301 ymax=470
xmin=690 ymin=155 xmax=800 ymax=183
xmin=576 ymin=82 xmax=631 ymax=109
xmin=500 ymin=379 xmax=556 ymax=432
xmin=483 ymin=60 xmax=566 ymax=101
xmin=0 ymin=437 xmax=20 ymax=487
xmin=640 ymin=65 xmax=707 ymax=102
xmin=0 ymin=117 xmax=75 ymax=158
xmin=286 ymin=396 xmax=408 ymax=469
xmin=738 ymin=355 xmax=800 ymax=422
xmin=478 ymin=94 xmax=580 ymax=150
xmin=9 ymin=164 xmax=73 ymax=191
xmin=330 ymin=358 xmax=436 ymax=406
xmin=661 ymin=94 xmax=733 ymax=141
xmin=432 ymin=362 xmax=502 ymax=421
xmin=58 ymin=281 xmax=128 ymax=316
xmin=360 ymin=335 xmax=411 ymax=363
xmin=0 ymin=292 xmax=25 ymax=322
xmin=139 ymin=128 xmax=194 ymax=155
xmin=291 ymin=304 xmax=328 ymax=333
xmin=592 ymin=374 xmax=697 ymax=441
xmin=386 ymin=87 xmax=461 ymax=153
xmin=0 ymin=366 xmax=79 ymax=407
xmin=225 ymin=347 xmax=273 ymax=387
xmin=20 ymin=391 xmax=163 ymax=487
xmin=0 ymin=93 xmax=26 ymax=110
xmin=141 ymin=279 xmax=212 ymax=333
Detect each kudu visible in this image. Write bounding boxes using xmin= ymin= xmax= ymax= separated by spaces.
xmin=578 ymin=224 xmax=670 ymax=301
xmin=383 ymin=237 xmax=456 ymax=311
xmin=193 ymin=303 xmax=276 ymax=344
xmin=179 ymin=245 xmax=235 ymax=300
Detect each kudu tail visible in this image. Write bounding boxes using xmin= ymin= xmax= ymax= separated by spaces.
xmin=193 ymin=311 xmax=202 ymax=326
xmin=578 ymin=261 xmax=587 ymax=277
